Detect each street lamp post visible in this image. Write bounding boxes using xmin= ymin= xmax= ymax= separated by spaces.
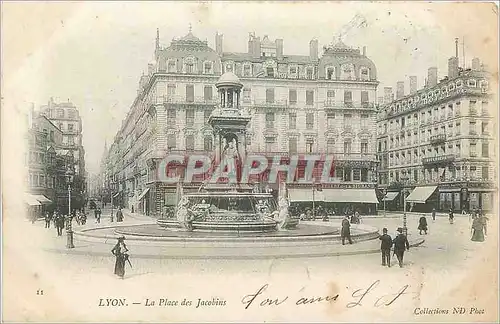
xmin=382 ymin=188 xmax=387 ymax=218
xmin=66 ymin=170 xmax=74 ymax=249
xmin=401 ymin=176 xmax=409 ymax=236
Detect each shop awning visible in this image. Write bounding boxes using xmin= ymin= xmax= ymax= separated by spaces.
xmin=33 ymin=195 xmax=52 ymax=204
xmin=323 ymin=189 xmax=379 ymax=203
xmin=24 ymin=194 xmax=41 ymax=206
xmin=288 ymin=188 xmax=325 ymax=202
xmin=138 ymin=188 xmax=150 ymax=201
xmin=382 ymin=192 xmax=399 ymax=201
xmin=406 ymin=186 xmax=437 ymax=203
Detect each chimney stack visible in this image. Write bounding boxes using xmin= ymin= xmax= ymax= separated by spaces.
xmin=455 ymin=37 xmax=459 ymax=59
xmin=383 ymin=87 xmax=394 ymax=103
xmin=216 ymin=32 xmax=223 ymax=55
xmin=276 ymin=39 xmax=283 ymax=60
xmin=427 ymin=67 xmax=438 ymax=87
xmin=253 ymin=36 xmax=261 ymax=59
xmin=362 ymin=46 xmax=366 ymax=56
xmin=448 ymin=57 xmax=459 ymax=79
xmin=396 ymin=81 xmax=405 ymax=99
xmin=309 ymin=39 xmax=318 ymax=61
xmin=472 ymin=57 xmax=480 ymax=71
xmin=409 ymin=76 xmax=418 ymax=94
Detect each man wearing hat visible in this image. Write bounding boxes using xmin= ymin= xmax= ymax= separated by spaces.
xmin=379 ymin=228 xmax=393 ymax=267
xmin=341 ymin=215 xmax=353 ymax=245
xmin=393 ymin=227 xmax=410 ymax=268
xmin=111 ymin=236 xmax=129 ymax=279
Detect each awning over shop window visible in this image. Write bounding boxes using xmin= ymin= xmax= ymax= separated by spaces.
xmin=33 ymin=195 xmax=52 ymax=204
xmin=138 ymin=188 xmax=150 ymax=201
xmin=288 ymin=188 xmax=325 ymax=202
xmin=323 ymin=189 xmax=379 ymax=204
xmin=24 ymin=194 xmax=41 ymax=206
xmin=382 ymin=192 xmax=399 ymax=201
xmin=405 ymin=186 xmax=437 ymax=203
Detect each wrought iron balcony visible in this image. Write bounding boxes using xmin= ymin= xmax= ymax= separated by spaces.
xmin=252 ymin=99 xmax=289 ymax=108
xmin=157 ymin=95 xmax=217 ymax=105
xmin=430 ymin=133 xmax=446 ymax=145
xmin=422 ymin=154 xmax=455 ymax=165
xmin=324 ymin=100 xmax=375 ymax=109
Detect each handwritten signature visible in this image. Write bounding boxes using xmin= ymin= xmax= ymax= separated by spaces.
xmin=241 ymin=280 xmax=418 ymax=309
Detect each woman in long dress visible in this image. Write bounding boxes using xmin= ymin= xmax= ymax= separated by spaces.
xmin=471 ymin=215 xmax=485 ymax=242
xmin=111 ymin=236 xmax=129 ymax=278
xmin=418 ymin=215 xmax=428 ymax=235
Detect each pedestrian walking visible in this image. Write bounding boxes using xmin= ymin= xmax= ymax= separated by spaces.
xmin=96 ymin=208 xmax=101 ymax=224
xmin=44 ymin=212 xmax=52 ymax=228
xmin=111 ymin=236 xmax=129 ymax=279
xmin=393 ymin=227 xmax=410 ymax=268
xmin=55 ymin=213 xmax=65 ymax=236
xmin=431 ymin=208 xmax=436 ymax=221
xmin=379 ymin=228 xmax=393 ymax=267
xmin=418 ymin=215 xmax=428 ymax=235
xmin=448 ymin=208 xmax=454 ymax=224
xmin=116 ymin=208 xmax=124 ymax=222
xmin=81 ymin=212 xmax=87 ymax=225
xmin=341 ymin=215 xmax=353 ymax=245
xmin=471 ymin=215 xmax=486 ymax=242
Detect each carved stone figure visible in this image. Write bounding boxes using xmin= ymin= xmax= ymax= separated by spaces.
xmin=276 ymin=197 xmax=290 ymax=230
xmin=176 ymin=196 xmax=193 ymax=231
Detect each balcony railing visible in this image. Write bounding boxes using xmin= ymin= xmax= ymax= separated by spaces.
xmin=430 ymin=133 xmax=446 ymax=145
xmin=157 ymin=95 xmax=217 ymax=105
xmin=469 ymin=109 xmax=478 ymax=116
xmin=421 ymin=154 xmax=456 ymax=165
xmin=324 ymin=101 xmax=375 ymax=109
xmin=251 ymin=99 xmax=289 ymax=108
xmin=481 ymin=110 xmax=490 ymax=116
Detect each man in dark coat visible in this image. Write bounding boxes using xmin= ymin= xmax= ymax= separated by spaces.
xmin=111 ymin=236 xmax=129 ymax=279
xmin=341 ymin=215 xmax=353 ymax=245
xmin=116 ymin=208 xmax=124 ymax=222
xmin=393 ymin=227 xmax=410 ymax=267
xmin=379 ymin=228 xmax=393 ymax=267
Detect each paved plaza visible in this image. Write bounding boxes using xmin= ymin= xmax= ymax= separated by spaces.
xmin=3 ymin=210 xmax=497 ymax=322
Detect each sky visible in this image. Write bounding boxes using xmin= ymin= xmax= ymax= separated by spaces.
xmin=2 ymin=1 xmax=498 ymax=175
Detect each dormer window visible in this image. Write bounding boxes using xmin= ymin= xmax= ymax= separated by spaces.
xmin=306 ymin=67 xmax=313 ymax=80
xmin=289 ymin=66 xmax=297 ymax=76
xmin=204 ymin=61 xmax=213 ymax=74
xmin=168 ymin=60 xmax=176 ymax=73
xmin=243 ymin=64 xmax=251 ymax=77
xmin=340 ymin=63 xmax=354 ymax=80
xmin=359 ymin=67 xmax=370 ymax=81
xmin=266 ymin=67 xmax=275 ymax=78
xmin=456 ymin=80 xmax=463 ymax=88
xmin=225 ymin=63 xmax=234 ymax=73
xmin=449 ymin=83 xmax=455 ymax=91
xmin=326 ymin=66 xmax=335 ymax=80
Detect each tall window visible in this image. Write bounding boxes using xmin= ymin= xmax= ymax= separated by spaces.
xmin=469 ymin=121 xmax=476 ymax=135
xmin=327 ymin=112 xmax=335 ymax=129
xmin=306 ymin=90 xmax=314 ymax=105
xmin=482 ymin=166 xmax=489 ymax=180
xmin=288 ymin=137 xmax=298 ymax=153
xmin=266 ymin=88 xmax=275 ymax=104
xmin=482 ymin=121 xmax=489 ymax=134
xmin=204 ymin=136 xmax=213 ymax=151
xmin=167 ymin=84 xmax=176 ymax=98
xmin=204 ymin=62 xmax=212 ymax=74
xmin=204 ymin=86 xmax=213 ymax=101
xmin=361 ymin=91 xmax=369 ymax=106
xmin=361 ymin=114 xmax=368 ymax=128
xmin=470 ymin=143 xmax=477 ymax=157
xmin=243 ymin=89 xmax=251 ymax=103
xmin=266 ymin=67 xmax=274 ymax=77
xmin=289 ymin=113 xmax=297 ymax=129
xmin=68 ymin=123 xmax=74 ymax=132
xmin=361 ymin=141 xmax=368 ymax=154
xmin=306 ymin=138 xmax=314 ymax=153
xmin=266 ymin=112 xmax=275 ymax=128
xmin=353 ymin=169 xmax=361 ymax=181
xmin=186 ymin=85 xmax=194 ymax=103
xmin=167 ymin=134 xmax=176 ymax=149
xmin=327 ymin=138 xmax=335 ymax=153
xmin=167 ymin=109 xmax=176 ymax=127
xmin=186 ymin=62 xmax=194 ymax=74
xmin=289 ymin=89 xmax=297 ymax=105
xmin=265 ymin=137 xmax=276 ymax=152
xmin=482 ymin=142 xmax=489 ymax=157
xmin=344 ymin=140 xmax=352 ymax=154
xmin=185 ymin=135 xmax=195 ymax=151
xmin=186 ymin=110 xmax=195 ymax=127
xmin=344 ymin=90 xmax=353 ymax=104
xmin=225 ymin=63 xmax=233 ymax=73
xmin=306 ymin=113 xmax=314 ymax=129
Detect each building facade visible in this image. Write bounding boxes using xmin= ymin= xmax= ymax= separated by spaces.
xmin=102 ymin=29 xmax=380 ymax=217
xmin=39 ymin=98 xmax=87 ymax=210
xmin=24 ymin=108 xmax=76 ymax=216
xmin=377 ymin=55 xmax=496 ymax=212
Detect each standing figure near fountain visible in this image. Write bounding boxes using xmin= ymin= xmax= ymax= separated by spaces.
xmin=222 ymin=137 xmax=241 ymax=182
xmin=176 ymin=196 xmax=194 ymax=231
xmin=276 ymin=197 xmax=290 ymax=231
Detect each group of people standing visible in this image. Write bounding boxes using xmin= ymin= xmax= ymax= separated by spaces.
xmin=44 ymin=211 xmax=66 ymax=236
xmin=379 ymin=227 xmax=410 ymax=268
